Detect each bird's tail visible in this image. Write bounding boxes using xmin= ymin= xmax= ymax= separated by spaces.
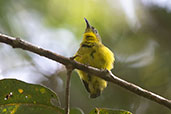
xmin=82 ymin=76 xmax=107 ymax=98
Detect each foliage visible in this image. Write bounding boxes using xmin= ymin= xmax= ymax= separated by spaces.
xmin=0 ymin=79 xmax=131 ymax=114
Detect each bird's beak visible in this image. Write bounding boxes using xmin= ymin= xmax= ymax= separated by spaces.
xmin=84 ymin=18 xmax=91 ymax=31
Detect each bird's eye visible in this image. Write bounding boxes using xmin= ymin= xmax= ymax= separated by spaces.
xmin=94 ymin=30 xmax=97 ymax=33
xmin=91 ymin=26 xmax=97 ymax=33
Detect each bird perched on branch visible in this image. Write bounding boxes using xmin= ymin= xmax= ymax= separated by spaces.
xmin=74 ymin=18 xmax=114 ymax=98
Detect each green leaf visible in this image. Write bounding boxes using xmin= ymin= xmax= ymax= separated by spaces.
xmin=0 ymin=79 xmax=63 ymax=114
xmin=70 ymin=108 xmax=84 ymax=114
xmin=89 ymin=108 xmax=132 ymax=114
xmin=0 ymin=104 xmax=64 ymax=114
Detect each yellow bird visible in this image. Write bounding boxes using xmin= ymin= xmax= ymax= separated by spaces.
xmin=74 ymin=18 xmax=115 ymax=98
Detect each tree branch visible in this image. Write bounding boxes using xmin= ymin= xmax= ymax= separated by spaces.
xmin=0 ymin=33 xmax=171 ymax=110
xmin=65 ymin=65 xmax=73 ymax=114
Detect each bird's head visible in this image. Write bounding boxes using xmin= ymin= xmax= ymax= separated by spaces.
xmin=83 ymin=18 xmax=101 ymax=43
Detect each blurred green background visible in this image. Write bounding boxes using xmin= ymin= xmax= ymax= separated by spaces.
xmin=0 ymin=0 xmax=171 ymax=114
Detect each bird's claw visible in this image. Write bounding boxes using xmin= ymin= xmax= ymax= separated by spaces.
xmin=70 ymin=55 xmax=80 ymax=60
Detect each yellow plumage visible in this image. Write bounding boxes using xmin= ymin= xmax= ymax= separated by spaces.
xmin=74 ymin=18 xmax=114 ymax=98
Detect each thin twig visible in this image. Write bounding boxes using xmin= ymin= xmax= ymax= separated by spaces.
xmin=0 ymin=33 xmax=171 ymax=110
xmin=65 ymin=65 xmax=73 ymax=114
